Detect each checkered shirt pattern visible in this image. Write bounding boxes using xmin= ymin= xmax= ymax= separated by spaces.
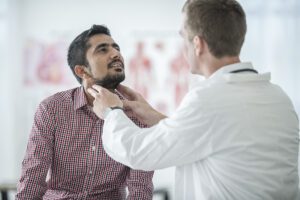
xmin=16 ymin=86 xmax=154 ymax=200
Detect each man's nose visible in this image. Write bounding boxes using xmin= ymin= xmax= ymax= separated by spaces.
xmin=110 ymin=48 xmax=121 ymax=59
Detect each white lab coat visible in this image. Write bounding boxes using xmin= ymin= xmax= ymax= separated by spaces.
xmin=103 ymin=62 xmax=299 ymax=200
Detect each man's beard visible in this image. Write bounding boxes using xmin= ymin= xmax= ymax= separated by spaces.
xmin=93 ymin=73 xmax=125 ymax=90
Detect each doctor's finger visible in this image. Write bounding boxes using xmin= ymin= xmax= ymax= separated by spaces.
xmin=92 ymin=84 xmax=108 ymax=93
xmin=87 ymin=88 xmax=98 ymax=98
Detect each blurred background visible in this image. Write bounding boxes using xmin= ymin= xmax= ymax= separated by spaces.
xmin=0 ymin=0 xmax=299 ymax=199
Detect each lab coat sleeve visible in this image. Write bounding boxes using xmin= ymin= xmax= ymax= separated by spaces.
xmin=102 ymin=96 xmax=213 ymax=171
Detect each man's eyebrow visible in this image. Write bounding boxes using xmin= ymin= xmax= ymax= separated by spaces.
xmin=93 ymin=42 xmax=120 ymax=52
xmin=94 ymin=43 xmax=109 ymax=51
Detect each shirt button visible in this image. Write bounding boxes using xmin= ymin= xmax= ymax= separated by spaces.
xmin=92 ymin=146 xmax=96 ymax=151
xmin=89 ymin=170 xmax=92 ymax=174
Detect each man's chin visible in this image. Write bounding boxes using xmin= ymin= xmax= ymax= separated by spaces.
xmin=94 ymin=75 xmax=125 ymax=90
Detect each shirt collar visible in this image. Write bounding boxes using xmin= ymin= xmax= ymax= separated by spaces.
xmin=73 ymin=86 xmax=124 ymax=110
xmin=209 ymin=62 xmax=254 ymax=80
xmin=194 ymin=62 xmax=271 ymax=85
xmin=73 ymin=86 xmax=89 ymax=110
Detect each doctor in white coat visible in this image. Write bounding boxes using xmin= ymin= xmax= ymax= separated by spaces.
xmin=88 ymin=0 xmax=300 ymax=199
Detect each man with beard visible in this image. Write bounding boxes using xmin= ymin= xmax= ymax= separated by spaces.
xmin=16 ymin=25 xmax=154 ymax=200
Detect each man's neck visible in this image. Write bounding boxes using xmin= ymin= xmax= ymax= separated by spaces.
xmin=84 ymin=86 xmax=116 ymax=106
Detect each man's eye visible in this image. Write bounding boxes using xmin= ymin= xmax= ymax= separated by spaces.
xmin=98 ymin=48 xmax=107 ymax=52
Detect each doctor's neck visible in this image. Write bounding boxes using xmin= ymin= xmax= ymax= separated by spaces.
xmin=201 ymin=56 xmax=241 ymax=78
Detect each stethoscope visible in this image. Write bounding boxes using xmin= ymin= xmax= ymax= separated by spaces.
xmin=230 ymin=68 xmax=258 ymax=74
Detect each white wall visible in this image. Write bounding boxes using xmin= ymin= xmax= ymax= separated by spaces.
xmin=0 ymin=0 xmax=23 ymax=181
xmin=240 ymin=0 xmax=300 ymax=113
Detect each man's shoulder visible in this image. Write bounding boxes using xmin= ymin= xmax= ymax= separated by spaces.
xmin=40 ymin=87 xmax=80 ymax=108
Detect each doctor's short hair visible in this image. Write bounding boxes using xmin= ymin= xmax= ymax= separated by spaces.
xmin=182 ymin=0 xmax=246 ymax=58
xmin=67 ymin=24 xmax=111 ymax=84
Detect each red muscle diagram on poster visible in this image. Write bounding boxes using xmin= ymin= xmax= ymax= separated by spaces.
xmin=23 ymin=38 xmax=75 ymax=86
xmin=126 ymin=34 xmax=190 ymax=114
xmin=128 ymin=41 xmax=153 ymax=99
xmin=169 ymin=47 xmax=189 ymax=107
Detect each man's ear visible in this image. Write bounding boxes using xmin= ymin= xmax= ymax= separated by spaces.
xmin=193 ymin=35 xmax=203 ymax=56
xmin=74 ymin=65 xmax=90 ymax=80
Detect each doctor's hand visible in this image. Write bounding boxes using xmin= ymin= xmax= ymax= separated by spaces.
xmin=117 ymin=84 xmax=167 ymax=126
xmin=87 ymin=85 xmax=123 ymax=119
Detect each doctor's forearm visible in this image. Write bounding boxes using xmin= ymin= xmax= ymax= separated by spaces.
xmin=145 ymin=111 xmax=167 ymax=127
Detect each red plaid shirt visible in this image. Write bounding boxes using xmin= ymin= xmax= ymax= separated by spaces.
xmin=16 ymin=87 xmax=154 ymax=200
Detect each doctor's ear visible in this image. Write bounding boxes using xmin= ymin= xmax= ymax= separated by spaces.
xmin=193 ymin=36 xmax=202 ymax=56
xmin=74 ymin=65 xmax=91 ymax=79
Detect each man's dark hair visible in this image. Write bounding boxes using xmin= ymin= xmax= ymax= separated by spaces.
xmin=182 ymin=0 xmax=246 ymax=58
xmin=67 ymin=24 xmax=111 ymax=83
